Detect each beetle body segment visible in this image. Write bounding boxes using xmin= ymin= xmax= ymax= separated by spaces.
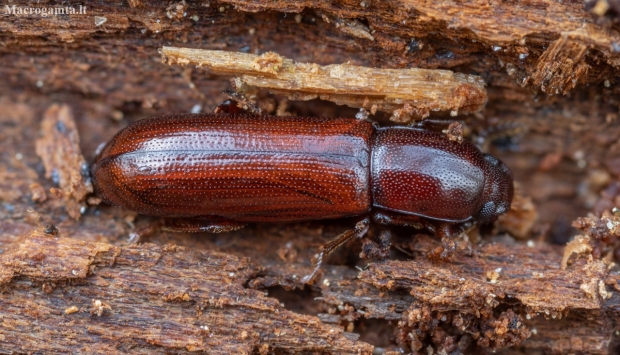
xmin=92 ymin=114 xmax=373 ymax=222
xmin=92 ymin=114 xmax=513 ymax=228
xmin=371 ymin=127 xmax=512 ymax=224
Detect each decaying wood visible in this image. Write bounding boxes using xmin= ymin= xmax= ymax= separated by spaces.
xmin=1 ymin=0 xmax=620 ymax=353
xmin=0 ymin=229 xmax=371 ymax=354
xmin=496 ymin=186 xmax=539 ymax=239
xmin=226 ymin=0 xmax=620 ymax=93
xmin=318 ymin=234 xmax=618 ymax=354
xmin=2 ymin=227 xmax=619 ymax=354
xmin=161 ymin=47 xmax=487 ymax=121
xmin=0 ymin=0 xmax=618 ymax=111
xmin=34 ymin=104 xmax=92 ymax=219
xmin=529 ymin=36 xmax=590 ymax=95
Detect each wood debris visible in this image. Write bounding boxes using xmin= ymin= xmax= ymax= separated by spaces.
xmin=34 ymin=104 xmax=92 ymax=219
xmin=160 ymin=47 xmax=487 ymax=122
xmin=497 ymin=185 xmax=538 ymax=239
xmin=318 ymin=12 xmax=374 ymax=41
xmin=1 ymin=227 xmax=618 ymax=354
xmin=530 ymin=36 xmax=590 ymax=95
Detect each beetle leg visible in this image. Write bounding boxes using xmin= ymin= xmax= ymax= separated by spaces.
xmin=355 ymin=108 xmax=370 ymax=120
xmin=214 ymin=99 xmax=249 ymax=115
xmin=162 ymin=218 xmax=247 ymax=233
xmin=413 ymin=119 xmax=466 ymax=144
xmin=301 ymin=217 xmax=370 ymax=284
xmin=414 ymin=117 xmax=457 ymax=131
xmin=436 ymin=223 xmax=463 ymax=259
xmin=360 ymin=229 xmax=392 ymax=260
xmin=127 ymin=218 xmax=246 ymax=244
xmin=214 ymin=89 xmax=261 ymax=115
xmin=354 ymin=108 xmax=381 ymax=128
xmin=127 ymin=221 xmax=163 ymax=244
xmin=373 ymin=211 xmax=423 ymax=229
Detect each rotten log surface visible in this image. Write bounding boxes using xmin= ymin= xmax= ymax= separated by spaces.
xmin=1 ymin=0 xmax=620 ymax=354
xmin=1 ymin=228 xmax=618 ymax=354
xmin=0 ymin=229 xmax=370 ymax=354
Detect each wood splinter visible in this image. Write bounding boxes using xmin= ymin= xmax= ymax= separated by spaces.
xmin=160 ymin=46 xmax=488 ymax=123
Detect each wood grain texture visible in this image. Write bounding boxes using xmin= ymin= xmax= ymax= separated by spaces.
xmin=1 ymin=228 xmax=618 ymax=354
xmin=34 ymin=104 xmax=93 ymax=219
xmin=1 ymin=0 xmax=620 ymax=353
xmin=0 ymin=0 xmax=617 ymax=110
xmin=319 ymin=235 xmax=618 ymax=353
xmin=160 ymin=47 xmax=488 ymax=120
xmin=0 ymin=229 xmax=372 ymax=354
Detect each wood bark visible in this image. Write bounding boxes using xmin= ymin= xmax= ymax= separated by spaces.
xmin=0 ymin=229 xmax=371 ymax=354
xmin=1 ymin=0 xmax=620 ymax=354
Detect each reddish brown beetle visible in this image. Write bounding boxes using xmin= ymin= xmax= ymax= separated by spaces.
xmin=91 ymin=107 xmax=513 ymax=282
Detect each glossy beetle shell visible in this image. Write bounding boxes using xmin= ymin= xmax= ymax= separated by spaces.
xmin=92 ymin=114 xmax=374 ymax=222
xmin=371 ymin=127 xmax=513 ymax=223
xmin=92 ymin=114 xmax=513 ymax=227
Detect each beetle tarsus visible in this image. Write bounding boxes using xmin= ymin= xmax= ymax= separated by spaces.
xmin=127 ymin=232 xmax=140 ymax=244
xmin=44 ymin=224 xmax=59 ymax=236
xmin=302 ymin=217 xmax=370 ymax=284
xmin=414 ymin=117 xmax=459 ymax=132
xmin=433 ymin=223 xmax=458 ymax=259
xmin=355 ymin=108 xmax=369 ymax=120
xmin=360 ymin=229 xmax=392 ymax=260
xmin=127 ymin=222 xmax=161 ymax=245
xmin=439 ymin=236 xmax=457 ymax=259
xmin=300 ymin=252 xmax=324 ymax=284
xmin=214 ymin=90 xmax=261 ymax=115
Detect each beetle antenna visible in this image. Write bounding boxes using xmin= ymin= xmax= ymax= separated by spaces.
xmin=301 ymin=217 xmax=370 ymax=284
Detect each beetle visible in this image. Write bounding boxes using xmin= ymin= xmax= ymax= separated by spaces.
xmin=91 ymin=104 xmax=513 ymax=282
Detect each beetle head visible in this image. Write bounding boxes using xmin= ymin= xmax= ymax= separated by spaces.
xmin=477 ymin=154 xmax=514 ymax=224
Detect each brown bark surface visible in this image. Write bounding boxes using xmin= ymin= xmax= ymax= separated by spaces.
xmin=1 ymin=0 xmax=620 ymax=354
xmin=0 ymin=229 xmax=370 ymax=354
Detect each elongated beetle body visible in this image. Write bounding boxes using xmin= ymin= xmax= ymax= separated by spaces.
xmin=91 ymin=112 xmax=513 ymax=281
xmin=93 ymin=115 xmax=374 ymax=222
